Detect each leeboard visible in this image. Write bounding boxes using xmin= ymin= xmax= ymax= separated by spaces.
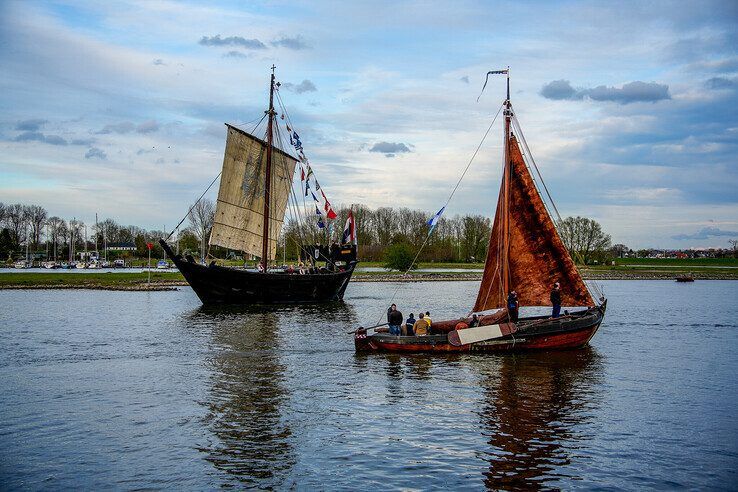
xmin=457 ymin=324 xmax=505 ymax=344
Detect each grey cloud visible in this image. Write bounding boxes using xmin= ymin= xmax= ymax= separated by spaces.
xmin=96 ymin=122 xmax=135 ymax=134
xmin=369 ymin=141 xmax=411 ymax=157
xmin=152 ymin=58 xmax=166 ymax=66
xmin=14 ymin=131 xmax=67 ymax=145
xmin=15 ymin=119 xmax=48 ymax=131
xmin=672 ymin=227 xmax=738 ymax=240
xmin=282 ymin=79 xmax=317 ymax=94
xmin=705 ymin=76 xmax=738 ymax=89
xmin=540 ymin=80 xmax=670 ymax=104
xmin=136 ymin=120 xmax=159 ymax=133
xmin=71 ymin=138 xmax=95 ymax=146
xmin=540 ymin=79 xmax=576 ymax=100
xmin=156 ymin=157 xmax=165 ymax=164
xmin=223 ymin=50 xmax=248 ymax=58
xmin=460 ymin=76 xmax=469 ymax=84
xmin=199 ymin=35 xmax=266 ymax=50
xmin=85 ymin=147 xmax=107 ymax=160
xmin=271 ymin=36 xmax=309 ymax=50
xmin=136 ymin=148 xmax=155 ymax=155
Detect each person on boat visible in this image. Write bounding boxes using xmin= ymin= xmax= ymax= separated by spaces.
xmin=297 ymin=261 xmax=306 ymax=274
xmin=387 ymin=304 xmax=403 ymax=336
xmin=257 ymin=261 xmax=265 ymax=272
xmin=286 ymin=264 xmax=295 ymax=274
xmin=404 ymin=313 xmax=416 ymax=336
xmin=550 ymin=282 xmax=562 ymax=318
xmin=424 ymin=311 xmax=432 ymax=332
xmin=507 ymin=291 xmax=519 ymax=322
xmin=469 ymin=314 xmax=480 ymax=327
xmin=413 ymin=313 xmax=429 ymax=336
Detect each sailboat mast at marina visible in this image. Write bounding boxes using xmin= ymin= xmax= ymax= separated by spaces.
xmin=355 ymin=69 xmax=606 ymax=353
xmin=161 ymin=67 xmax=357 ymax=305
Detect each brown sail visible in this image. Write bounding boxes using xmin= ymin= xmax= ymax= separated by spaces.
xmin=474 ymin=134 xmax=593 ymax=312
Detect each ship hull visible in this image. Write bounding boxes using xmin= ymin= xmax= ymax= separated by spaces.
xmin=160 ymin=240 xmax=355 ymax=305
xmin=355 ymin=303 xmax=605 ymax=353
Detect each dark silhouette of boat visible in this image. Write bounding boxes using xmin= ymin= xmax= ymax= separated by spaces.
xmin=355 ymin=68 xmax=606 ymax=352
xmin=163 ymin=67 xmax=357 ymax=305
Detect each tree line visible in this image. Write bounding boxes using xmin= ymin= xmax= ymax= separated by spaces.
xmin=2 ymin=199 xmax=622 ymax=265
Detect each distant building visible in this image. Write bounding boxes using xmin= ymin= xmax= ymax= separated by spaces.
xmin=107 ymin=242 xmax=136 ymax=251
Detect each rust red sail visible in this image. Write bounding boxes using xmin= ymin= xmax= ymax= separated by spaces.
xmin=473 ymin=135 xmax=593 ymax=312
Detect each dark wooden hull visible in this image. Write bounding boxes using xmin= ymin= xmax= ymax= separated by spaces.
xmin=160 ymin=240 xmax=355 ymax=305
xmin=355 ymin=302 xmax=606 ymax=353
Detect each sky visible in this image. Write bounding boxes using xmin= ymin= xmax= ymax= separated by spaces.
xmin=1 ymin=0 xmax=737 ymax=249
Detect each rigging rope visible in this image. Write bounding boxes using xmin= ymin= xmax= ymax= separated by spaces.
xmin=374 ymin=102 xmax=505 ymax=326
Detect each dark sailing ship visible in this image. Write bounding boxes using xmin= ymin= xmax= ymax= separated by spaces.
xmin=161 ymin=68 xmax=357 ymax=305
xmin=355 ymin=69 xmax=606 ymax=352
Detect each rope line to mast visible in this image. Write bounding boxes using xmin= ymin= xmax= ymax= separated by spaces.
xmin=374 ymin=102 xmax=505 ymax=326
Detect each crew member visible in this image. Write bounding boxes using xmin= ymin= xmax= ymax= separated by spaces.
xmin=413 ymin=313 xmax=429 ymax=336
xmin=507 ymin=291 xmax=519 ymax=322
xmin=387 ymin=304 xmax=403 ymax=336
xmin=550 ymin=282 xmax=562 ymax=318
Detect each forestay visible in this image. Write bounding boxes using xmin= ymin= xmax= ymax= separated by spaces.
xmin=209 ymin=124 xmax=297 ymax=259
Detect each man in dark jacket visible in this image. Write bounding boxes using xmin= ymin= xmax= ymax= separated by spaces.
xmin=550 ymin=282 xmax=562 ymax=318
xmin=387 ymin=304 xmax=403 ymax=335
xmin=507 ymin=291 xmax=519 ymax=322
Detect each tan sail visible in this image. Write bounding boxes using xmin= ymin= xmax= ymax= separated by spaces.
xmin=209 ymin=124 xmax=297 ymax=259
xmin=474 ymin=135 xmax=593 ymax=311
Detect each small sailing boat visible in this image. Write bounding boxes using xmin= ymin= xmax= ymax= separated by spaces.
xmin=160 ymin=67 xmax=357 ymax=304
xmin=355 ymin=69 xmax=606 ymax=353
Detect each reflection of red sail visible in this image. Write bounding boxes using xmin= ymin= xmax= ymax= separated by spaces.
xmin=474 ymin=135 xmax=593 ymax=312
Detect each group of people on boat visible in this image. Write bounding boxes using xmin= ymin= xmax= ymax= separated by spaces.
xmin=385 ymin=282 xmax=565 ymax=337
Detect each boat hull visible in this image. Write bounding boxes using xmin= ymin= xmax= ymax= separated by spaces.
xmin=355 ymin=303 xmax=605 ymax=353
xmin=161 ymin=240 xmax=355 ymax=305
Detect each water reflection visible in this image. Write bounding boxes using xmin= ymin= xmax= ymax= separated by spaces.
xmin=193 ymin=306 xmax=294 ymax=488
xmin=476 ymin=348 xmax=604 ymax=490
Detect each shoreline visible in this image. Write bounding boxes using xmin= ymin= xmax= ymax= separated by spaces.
xmin=1 ymin=269 xmax=737 ymax=291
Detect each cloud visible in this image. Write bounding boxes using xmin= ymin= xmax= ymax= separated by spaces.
xmin=223 ymin=50 xmax=248 ymax=58
xmin=15 ymin=118 xmax=48 ymax=131
xmin=460 ymin=76 xmax=469 ymax=84
xmin=270 ymin=36 xmax=309 ymax=50
xmin=14 ymin=131 xmax=67 ymax=145
xmin=152 ymin=58 xmax=166 ymax=66
xmin=369 ymin=141 xmax=411 ymax=157
xmin=672 ymin=227 xmax=738 ymax=240
xmin=282 ymin=79 xmax=317 ymax=94
xmin=136 ymin=120 xmax=159 ymax=133
xmin=84 ymin=147 xmax=107 ymax=160
xmin=136 ymin=148 xmax=155 ymax=155
xmin=96 ymin=122 xmax=135 ymax=134
xmin=705 ymin=76 xmax=738 ymax=90
xmin=70 ymin=138 xmax=96 ymax=146
xmin=198 ymin=35 xmax=266 ymax=49
xmin=540 ymin=79 xmax=577 ymax=100
xmin=540 ymin=80 xmax=671 ymax=104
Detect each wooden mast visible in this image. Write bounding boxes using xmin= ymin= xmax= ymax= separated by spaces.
xmin=261 ymin=65 xmax=277 ymax=271
xmin=501 ymin=67 xmax=511 ymax=297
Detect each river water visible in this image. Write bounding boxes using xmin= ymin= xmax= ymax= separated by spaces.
xmin=1 ymin=280 xmax=736 ymax=489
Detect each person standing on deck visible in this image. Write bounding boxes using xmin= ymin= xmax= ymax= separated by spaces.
xmin=424 ymin=311 xmax=432 ymax=333
xmin=469 ymin=314 xmax=480 ymax=327
xmin=388 ymin=304 xmax=403 ymax=336
xmin=550 ymin=282 xmax=562 ymax=318
xmin=507 ymin=291 xmax=519 ymax=322
xmin=404 ymin=313 xmax=416 ymax=336
xmin=413 ymin=313 xmax=429 ymax=336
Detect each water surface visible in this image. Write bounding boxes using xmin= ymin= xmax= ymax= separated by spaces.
xmin=1 ymin=280 xmax=736 ymax=489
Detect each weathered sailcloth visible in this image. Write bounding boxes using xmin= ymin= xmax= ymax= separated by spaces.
xmin=209 ymin=124 xmax=297 ymax=259
xmin=473 ymin=135 xmax=593 ymax=311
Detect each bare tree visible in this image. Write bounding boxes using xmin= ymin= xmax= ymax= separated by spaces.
xmin=558 ymin=216 xmax=612 ymax=264
xmin=188 ymin=198 xmax=215 ymax=261
xmin=26 ymin=205 xmax=48 ymax=248
xmin=5 ymin=204 xmax=28 ymax=246
xmin=729 ymin=239 xmax=738 ymax=258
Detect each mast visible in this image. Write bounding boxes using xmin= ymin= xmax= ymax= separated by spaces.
xmin=261 ymin=65 xmax=277 ymax=271
xmin=501 ymin=67 xmax=511 ymax=297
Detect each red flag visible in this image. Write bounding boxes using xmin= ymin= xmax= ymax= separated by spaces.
xmin=146 ymin=242 xmax=153 ymax=250
xmin=327 ymin=208 xmax=337 ymax=220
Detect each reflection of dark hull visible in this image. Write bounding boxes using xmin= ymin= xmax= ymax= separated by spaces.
xmin=160 ymin=240 xmax=355 ymax=305
xmin=355 ymin=302 xmax=606 ymax=353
